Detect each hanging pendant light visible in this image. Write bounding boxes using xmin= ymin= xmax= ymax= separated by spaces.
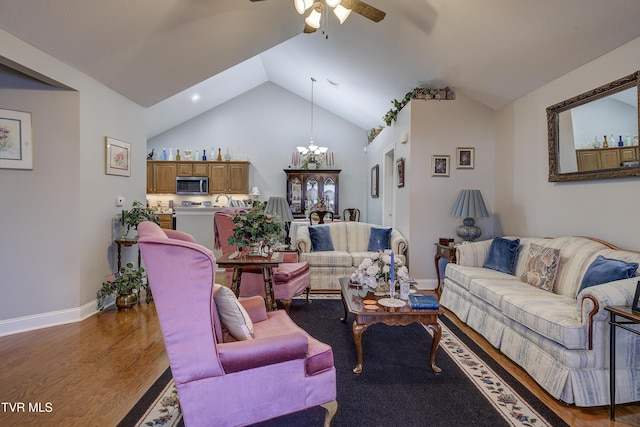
xmin=297 ymin=77 xmax=328 ymax=161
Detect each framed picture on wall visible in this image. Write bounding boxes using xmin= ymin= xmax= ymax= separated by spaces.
xmin=105 ymin=137 xmax=131 ymax=177
xmin=432 ymin=155 xmax=450 ymax=177
xmin=396 ymin=158 xmax=405 ymax=188
xmin=0 ymin=108 xmax=33 ymax=170
xmin=456 ymin=147 xmax=474 ymax=169
xmin=371 ymin=164 xmax=379 ymax=198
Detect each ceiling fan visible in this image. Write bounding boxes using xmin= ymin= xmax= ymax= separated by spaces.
xmin=250 ymin=0 xmax=386 ymax=34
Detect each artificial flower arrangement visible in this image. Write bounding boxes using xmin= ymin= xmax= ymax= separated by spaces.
xmin=301 ymin=151 xmax=325 ymax=169
xmin=350 ymin=250 xmax=409 ymax=289
xmin=227 ymin=201 xmax=282 ymax=250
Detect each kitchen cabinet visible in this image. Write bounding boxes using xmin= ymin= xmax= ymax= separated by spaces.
xmin=284 ymin=169 xmax=341 ymax=218
xmin=576 ymin=147 xmax=639 ymax=171
xmin=177 ymin=163 xmax=209 ymax=177
xmin=147 ymin=161 xmax=177 ymax=194
xmin=157 ymin=213 xmax=174 ymax=230
xmin=209 ymin=162 xmax=249 ymax=194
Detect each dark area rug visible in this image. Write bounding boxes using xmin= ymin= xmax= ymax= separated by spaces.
xmin=120 ymin=299 xmax=568 ymax=427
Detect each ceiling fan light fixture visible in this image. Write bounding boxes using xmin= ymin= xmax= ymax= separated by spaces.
xmin=325 ymin=0 xmax=342 ymax=7
xmin=294 ymin=0 xmax=314 ymax=14
xmin=305 ymin=8 xmax=322 ymax=28
xmin=333 ymin=5 xmax=351 ymax=24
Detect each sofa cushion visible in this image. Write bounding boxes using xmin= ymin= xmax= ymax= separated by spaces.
xmin=273 ymin=262 xmax=309 ymax=282
xmin=213 ymin=284 xmax=254 ymax=341
xmin=483 ymin=237 xmax=521 ymax=275
xmin=579 ymin=255 xmax=639 ymax=292
xmin=309 ymin=226 xmax=334 ymax=252
xmin=367 ymin=227 xmax=392 ymax=251
xmin=520 ymin=243 xmax=560 ymax=292
xmin=300 ymin=251 xmax=353 ymax=267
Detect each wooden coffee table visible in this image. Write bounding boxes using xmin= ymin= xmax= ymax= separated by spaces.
xmin=339 ymin=277 xmax=443 ymax=374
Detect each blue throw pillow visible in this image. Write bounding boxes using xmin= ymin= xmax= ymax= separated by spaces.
xmin=309 ymin=226 xmax=334 ymax=252
xmin=483 ymin=237 xmax=521 ymax=275
xmin=368 ymin=227 xmax=392 ymax=251
xmin=579 ymin=255 xmax=639 ymax=292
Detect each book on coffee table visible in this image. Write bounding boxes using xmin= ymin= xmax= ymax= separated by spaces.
xmin=408 ymin=294 xmax=439 ymax=309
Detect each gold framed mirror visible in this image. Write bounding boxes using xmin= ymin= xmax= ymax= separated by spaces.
xmin=547 ymin=71 xmax=640 ymax=182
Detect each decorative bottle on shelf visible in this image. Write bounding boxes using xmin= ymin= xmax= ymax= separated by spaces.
xmin=195 ymin=150 xmax=200 ymax=161
xmin=602 ymin=135 xmax=608 ymax=148
xmin=217 ymin=148 xmax=223 ymax=161
xmin=175 ymin=149 xmax=181 ymax=161
xmin=202 ymin=149 xmax=207 ymax=161
xmin=224 ymin=148 xmax=231 ymax=161
xmin=618 ymin=135 xmax=624 ymax=147
xmin=161 ymin=148 xmax=167 ymax=161
xmin=168 ymin=148 xmax=173 ymax=160
xmin=210 ymin=148 xmax=215 ymax=160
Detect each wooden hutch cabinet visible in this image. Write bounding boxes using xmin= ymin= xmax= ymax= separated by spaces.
xmin=284 ymin=169 xmax=341 ymax=218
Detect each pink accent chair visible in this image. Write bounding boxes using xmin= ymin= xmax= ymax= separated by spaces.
xmin=137 ymin=221 xmax=337 ymax=427
xmin=214 ymin=211 xmax=311 ymax=312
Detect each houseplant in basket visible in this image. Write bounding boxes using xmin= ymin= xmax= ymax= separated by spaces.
xmin=228 ymin=202 xmax=281 ymax=255
xmin=97 ymin=262 xmax=146 ymax=310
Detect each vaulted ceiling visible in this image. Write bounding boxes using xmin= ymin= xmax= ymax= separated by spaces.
xmin=2 ymin=0 xmax=640 ymax=138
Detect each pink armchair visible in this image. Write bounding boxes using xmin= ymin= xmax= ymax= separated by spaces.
xmin=214 ymin=211 xmax=311 ymax=312
xmin=137 ymin=221 xmax=337 ymax=427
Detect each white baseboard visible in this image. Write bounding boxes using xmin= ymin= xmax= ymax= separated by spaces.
xmin=0 ymin=301 xmax=98 ymax=337
xmin=412 ymin=279 xmax=439 ymax=290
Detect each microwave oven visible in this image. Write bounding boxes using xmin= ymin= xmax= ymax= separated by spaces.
xmin=176 ymin=177 xmax=209 ymax=195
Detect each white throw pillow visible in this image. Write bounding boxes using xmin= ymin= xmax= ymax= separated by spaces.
xmin=213 ymin=284 xmax=254 ymax=340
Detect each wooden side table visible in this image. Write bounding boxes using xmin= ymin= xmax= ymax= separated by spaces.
xmin=605 ymin=305 xmax=640 ymax=420
xmin=434 ymin=243 xmax=457 ymax=294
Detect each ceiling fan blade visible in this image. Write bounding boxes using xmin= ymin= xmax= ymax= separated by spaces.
xmin=303 ymin=23 xmax=318 ymax=34
xmin=342 ymin=0 xmax=386 ymax=22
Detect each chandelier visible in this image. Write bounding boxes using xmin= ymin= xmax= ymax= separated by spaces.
xmin=295 ymin=0 xmax=352 ymax=30
xmin=297 ymin=77 xmax=328 ymax=165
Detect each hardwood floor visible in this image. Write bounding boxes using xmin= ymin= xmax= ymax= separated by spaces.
xmin=0 ymin=299 xmax=638 ymax=426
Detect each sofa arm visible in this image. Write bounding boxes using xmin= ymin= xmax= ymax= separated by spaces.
xmin=578 ymin=277 xmax=638 ymax=350
xmin=296 ymin=225 xmax=312 ymax=253
xmin=218 ymin=331 xmax=309 ymax=374
xmin=390 ymin=230 xmax=408 ymax=254
xmin=456 ymin=239 xmax=493 ymax=267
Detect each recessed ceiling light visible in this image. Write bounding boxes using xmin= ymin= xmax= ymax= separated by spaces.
xmin=191 ymin=94 xmax=200 ymax=102
xmin=326 ymin=79 xmax=339 ymax=88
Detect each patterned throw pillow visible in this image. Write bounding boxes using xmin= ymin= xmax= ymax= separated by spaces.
xmin=520 ymin=243 xmax=560 ymax=292
xmin=213 ymin=284 xmax=254 ymax=340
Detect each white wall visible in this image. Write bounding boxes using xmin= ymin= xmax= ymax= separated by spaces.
xmin=494 ymin=36 xmax=640 ymax=249
xmin=148 ymin=82 xmax=368 ymax=219
xmin=0 ymin=29 xmax=146 ymax=333
xmin=367 ymin=94 xmax=495 ymax=280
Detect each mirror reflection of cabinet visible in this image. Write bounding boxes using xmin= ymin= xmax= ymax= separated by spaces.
xmin=284 ymin=169 xmax=341 ymax=218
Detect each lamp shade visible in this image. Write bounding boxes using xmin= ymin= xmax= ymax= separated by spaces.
xmin=265 ymin=197 xmax=294 ymax=223
xmin=450 ymin=189 xmax=489 ymax=218
xmin=249 ymin=186 xmax=261 ymax=197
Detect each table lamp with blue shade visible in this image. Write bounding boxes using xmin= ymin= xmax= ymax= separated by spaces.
xmin=265 ymin=196 xmax=294 ymax=246
xmin=450 ymin=189 xmax=489 ymax=243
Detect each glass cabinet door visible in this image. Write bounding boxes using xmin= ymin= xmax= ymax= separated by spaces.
xmin=305 ymin=177 xmax=319 ymax=210
xmin=323 ymin=177 xmax=335 ymax=213
xmin=289 ymin=177 xmax=302 ymax=214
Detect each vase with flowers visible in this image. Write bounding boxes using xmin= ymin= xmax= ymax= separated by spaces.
xmin=228 ymin=202 xmax=282 ymax=256
xmin=350 ymin=250 xmax=409 ymax=294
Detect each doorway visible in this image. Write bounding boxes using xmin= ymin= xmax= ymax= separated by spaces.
xmin=383 ymin=147 xmax=395 ymax=227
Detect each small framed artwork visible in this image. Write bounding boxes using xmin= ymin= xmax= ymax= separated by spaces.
xmin=632 ymin=281 xmax=640 ymax=313
xmin=456 ymin=147 xmax=474 ymax=169
xmin=432 ymin=155 xmax=450 ymax=177
xmin=105 ymin=137 xmax=131 ymax=177
xmin=371 ymin=164 xmax=379 ymax=198
xmin=396 ymin=158 xmax=405 ymax=188
xmin=0 ymin=108 xmax=33 ymax=170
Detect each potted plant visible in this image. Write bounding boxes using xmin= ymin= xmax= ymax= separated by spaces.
xmin=228 ymin=202 xmax=281 ymax=255
xmin=122 ymin=200 xmax=159 ymax=238
xmin=97 ymin=262 xmax=146 ymax=310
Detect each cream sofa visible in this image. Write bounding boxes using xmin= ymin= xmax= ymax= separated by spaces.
xmin=440 ymin=236 xmax=640 ymax=407
xmin=296 ymin=222 xmax=408 ymax=291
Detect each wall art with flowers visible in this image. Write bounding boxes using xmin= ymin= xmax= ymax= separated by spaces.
xmin=105 ymin=136 xmax=131 ymax=177
xmin=0 ymin=108 xmax=33 ymax=170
